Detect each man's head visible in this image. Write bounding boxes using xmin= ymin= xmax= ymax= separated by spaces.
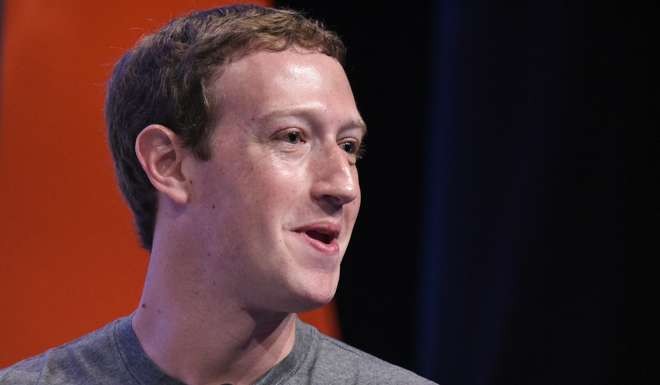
xmin=106 ymin=5 xmax=365 ymax=311
xmin=106 ymin=5 xmax=346 ymax=250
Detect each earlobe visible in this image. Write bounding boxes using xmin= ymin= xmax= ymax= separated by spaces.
xmin=135 ymin=124 xmax=191 ymax=204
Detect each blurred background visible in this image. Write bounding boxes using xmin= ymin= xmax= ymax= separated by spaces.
xmin=1 ymin=1 xmax=624 ymax=384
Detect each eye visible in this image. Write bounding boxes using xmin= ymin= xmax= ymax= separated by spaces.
xmin=340 ymin=141 xmax=357 ymax=154
xmin=339 ymin=139 xmax=366 ymax=159
xmin=278 ymin=129 xmax=306 ymax=144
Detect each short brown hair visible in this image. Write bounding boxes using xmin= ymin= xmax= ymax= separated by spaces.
xmin=106 ymin=5 xmax=346 ymax=250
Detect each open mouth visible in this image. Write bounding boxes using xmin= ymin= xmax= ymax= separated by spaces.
xmin=305 ymin=229 xmax=336 ymax=245
xmin=293 ymin=222 xmax=341 ymax=253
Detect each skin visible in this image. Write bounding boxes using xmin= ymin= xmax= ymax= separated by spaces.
xmin=132 ymin=48 xmax=365 ymax=385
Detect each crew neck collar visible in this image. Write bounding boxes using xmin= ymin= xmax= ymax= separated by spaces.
xmin=113 ymin=315 xmax=316 ymax=385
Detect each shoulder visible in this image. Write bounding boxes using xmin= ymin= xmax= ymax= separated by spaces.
xmin=0 ymin=354 xmax=46 ymax=385
xmin=298 ymin=322 xmax=436 ymax=385
xmin=0 ymin=318 xmax=130 ymax=385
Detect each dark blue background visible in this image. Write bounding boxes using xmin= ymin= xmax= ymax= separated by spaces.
xmin=278 ymin=1 xmax=624 ymax=384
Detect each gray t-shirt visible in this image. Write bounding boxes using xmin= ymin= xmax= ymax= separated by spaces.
xmin=0 ymin=316 xmax=435 ymax=384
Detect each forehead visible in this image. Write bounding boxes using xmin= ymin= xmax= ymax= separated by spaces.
xmin=208 ymin=49 xmax=365 ymax=133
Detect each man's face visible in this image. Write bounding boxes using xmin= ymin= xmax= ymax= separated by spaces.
xmin=185 ymin=49 xmax=364 ymax=313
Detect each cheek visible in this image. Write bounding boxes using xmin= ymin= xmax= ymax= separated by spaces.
xmin=240 ymin=163 xmax=308 ymax=223
xmin=352 ymin=170 xmax=362 ymax=210
xmin=347 ymin=176 xmax=362 ymax=225
xmin=347 ymin=196 xmax=361 ymax=225
xmin=263 ymin=158 xmax=308 ymax=192
xmin=200 ymin=149 xmax=309 ymax=223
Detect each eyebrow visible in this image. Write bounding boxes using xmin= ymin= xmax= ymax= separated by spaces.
xmin=256 ymin=106 xmax=368 ymax=136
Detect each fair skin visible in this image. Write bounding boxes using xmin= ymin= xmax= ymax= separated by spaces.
xmin=132 ymin=48 xmax=365 ymax=385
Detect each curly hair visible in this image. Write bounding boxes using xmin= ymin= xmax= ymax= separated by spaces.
xmin=105 ymin=5 xmax=346 ymax=250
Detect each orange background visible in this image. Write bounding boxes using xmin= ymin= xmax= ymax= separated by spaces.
xmin=0 ymin=0 xmax=338 ymax=367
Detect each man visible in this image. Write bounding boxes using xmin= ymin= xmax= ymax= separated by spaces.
xmin=0 ymin=5 xmax=434 ymax=385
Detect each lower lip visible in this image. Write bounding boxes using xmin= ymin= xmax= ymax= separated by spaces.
xmin=296 ymin=232 xmax=340 ymax=255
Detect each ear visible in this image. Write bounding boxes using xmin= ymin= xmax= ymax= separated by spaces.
xmin=135 ymin=124 xmax=191 ymax=205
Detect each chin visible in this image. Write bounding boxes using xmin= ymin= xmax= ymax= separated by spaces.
xmin=286 ymin=271 xmax=340 ymax=313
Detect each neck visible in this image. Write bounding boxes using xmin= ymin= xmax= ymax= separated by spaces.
xmin=132 ymin=248 xmax=297 ymax=385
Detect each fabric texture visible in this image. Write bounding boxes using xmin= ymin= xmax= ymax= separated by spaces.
xmin=0 ymin=316 xmax=435 ymax=385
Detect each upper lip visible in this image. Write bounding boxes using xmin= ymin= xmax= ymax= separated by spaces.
xmin=293 ymin=221 xmax=341 ymax=243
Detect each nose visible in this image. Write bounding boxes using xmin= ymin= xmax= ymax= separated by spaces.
xmin=310 ymin=144 xmax=360 ymax=211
